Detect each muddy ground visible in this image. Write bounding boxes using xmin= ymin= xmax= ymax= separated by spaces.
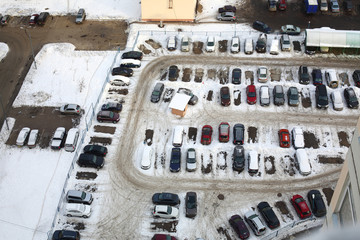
xmin=218 ymin=40 xmax=228 ymax=53
xmin=318 ymin=156 xmax=344 ymax=164
xmin=89 ymin=137 xmax=112 ymax=145
xmin=275 ymin=201 xmax=294 ymax=220
xmin=194 ymin=68 xmax=204 ymax=82
xmin=247 ymin=126 xmax=258 ymax=143
xmin=265 ymin=155 xmax=276 ymax=175
xmin=322 ymin=187 xmax=334 ymax=206
xmin=234 ymin=90 xmax=241 ymax=106
xmin=304 ymin=131 xmax=320 ymax=149
xmin=182 ymin=68 xmax=192 ymax=82
xmin=145 ymin=129 xmax=154 ymax=146
xmin=188 ymin=127 xmax=197 ymax=142
xmin=207 ymin=90 xmax=213 ymax=101
xmin=193 ymin=41 xmax=203 ymax=54
xmin=338 ymin=131 xmax=350 ymax=147
xmin=94 ymin=126 xmax=116 ymax=134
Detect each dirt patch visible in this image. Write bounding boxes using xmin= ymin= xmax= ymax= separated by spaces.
xmin=163 ymin=88 xmax=174 ymax=102
xmin=193 ymin=41 xmax=203 ymax=54
xmin=217 ymin=151 xmax=227 ymax=170
xmin=218 ymin=40 xmax=228 ymax=53
xmin=218 ymin=67 xmax=229 ymax=84
xmin=245 ymin=70 xmax=254 ymax=84
xmin=182 ymin=68 xmax=192 ymax=82
xmin=207 ymin=69 xmax=216 ymax=80
xmin=145 ymin=129 xmax=154 ymax=146
xmin=265 ymin=155 xmax=276 ymax=174
xmin=339 ymin=72 xmax=349 ymax=86
xmin=207 ymin=90 xmax=213 ymax=101
xmin=300 ymin=90 xmax=311 ymax=108
xmin=338 ymin=131 xmax=350 ymax=147
xmin=293 ymin=41 xmax=301 ymax=52
xmin=304 ymin=131 xmax=319 ymax=149
xmin=270 ymin=68 xmax=281 ymax=81
xmin=76 ymin=172 xmax=98 ymax=180
xmin=194 ymin=68 xmax=204 ymax=82
xmin=217 ymin=194 xmax=225 ymax=200
xmin=285 ymin=69 xmax=294 ymax=81
xmin=201 ymin=154 xmax=213 ymax=174
xmin=138 ymin=44 xmax=151 ymax=54
xmin=217 ymin=227 xmax=231 ymax=240
xmin=89 ymin=137 xmax=112 ymax=145
xmin=188 ymin=127 xmax=197 ymax=142
xmin=322 ymin=188 xmax=334 ymax=206
xmin=196 ymin=2 xmax=203 ymax=13
xmin=275 ymin=201 xmax=294 ymax=220
xmin=281 ymin=155 xmax=296 ymax=176
xmin=145 ymin=39 xmax=162 ymax=49
xmin=151 ymin=220 xmax=177 ymax=233
xmin=93 ymin=125 xmax=116 ymax=134
xmin=160 ymin=68 xmax=168 ymax=81
xmin=318 ymin=156 xmax=344 ymax=164
xmin=247 ymin=126 xmax=257 ymax=143
xmin=108 ymin=88 xmax=128 ymax=95
xmin=234 ymin=90 xmax=241 ymax=106
xmin=72 ymin=222 xmax=85 ymax=231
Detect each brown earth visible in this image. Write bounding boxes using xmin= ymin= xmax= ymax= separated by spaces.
xmin=339 ymin=72 xmax=350 ymax=86
xmin=194 ymin=68 xmax=204 ymax=82
xmin=217 ymin=227 xmax=231 ymax=240
xmin=182 ymin=68 xmax=192 ymax=82
xmin=247 ymin=126 xmax=257 ymax=143
xmin=304 ymin=131 xmax=320 ymax=149
xmin=207 ymin=69 xmax=216 ymax=80
xmin=108 ymin=88 xmax=129 ymax=95
xmin=145 ymin=39 xmax=161 ymax=49
xmin=265 ymin=155 xmax=276 ymax=174
xmin=145 ymin=129 xmax=154 ymax=146
xmin=207 ymin=90 xmax=213 ymax=101
xmin=318 ymin=156 xmax=344 ymax=164
xmin=160 ymin=68 xmax=168 ymax=81
xmin=151 ymin=221 xmax=177 ymax=232
xmin=322 ymin=188 xmax=334 ymax=206
xmin=163 ymin=88 xmax=174 ymax=102
xmin=89 ymin=137 xmax=112 ymax=145
xmin=234 ymin=90 xmax=241 ymax=106
xmin=282 ymin=155 xmax=296 ymax=176
xmin=218 ymin=67 xmax=229 ymax=84
xmin=93 ymin=125 xmax=116 ymax=134
xmin=275 ymin=201 xmax=294 ymax=220
xmin=193 ymin=41 xmax=203 ymax=54
xmin=138 ymin=44 xmax=151 ymax=54
xmin=218 ymin=40 xmax=228 ymax=53
xmin=270 ymin=68 xmax=281 ymax=81
xmin=188 ymin=127 xmax=197 ymax=142
xmin=245 ymin=70 xmax=254 ymax=84
xmin=201 ymin=153 xmax=213 ymax=174
xmin=338 ymin=131 xmax=350 ymax=147
xmin=76 ymin=172 xmax=98 ymax=180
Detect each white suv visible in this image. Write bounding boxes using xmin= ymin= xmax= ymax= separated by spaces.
xmin=291 ymin=127 xmax=305 ymax=149
xmin=206 ymin=36 xmax=215 ymax=52
xmin=153 ymin=205 xmax=179 ymax=219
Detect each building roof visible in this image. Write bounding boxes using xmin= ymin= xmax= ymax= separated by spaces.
xmin=168 ymin=93 xmax=191 ymax=111
xmin=306 ymin=27 xmax=360 ymax=48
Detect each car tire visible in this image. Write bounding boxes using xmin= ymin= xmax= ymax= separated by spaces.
xmin=171 ymin=217 xmax=176 ymax=219
xmin=67 ymin=214 xmax=72 ymax=217
xmin=83 ymin=215 xmax=88 ymax=218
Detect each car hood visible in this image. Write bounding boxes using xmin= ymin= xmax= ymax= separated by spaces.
xmin=187 ymin=162 xmax=196 ymax=170
xmin=51 ymin=139 xmax=62 ymax=147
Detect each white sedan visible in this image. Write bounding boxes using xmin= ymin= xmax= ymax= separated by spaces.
xmin=16 ymin=127 xmax=31 ymax=146
xmin=153 ymin=205 xmax=179 ymax=219
xmin=330 ymin=91 xmax=343 ymax=111
xmin=64 ymin=203 xmax=91 ymax=218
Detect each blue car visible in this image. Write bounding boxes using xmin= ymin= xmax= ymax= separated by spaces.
xmin=170 ymin=148 xmax=181 ymax=172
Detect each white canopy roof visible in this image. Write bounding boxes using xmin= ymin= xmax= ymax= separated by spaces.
xmin=306 ymin=27 xmax=360 ymax=48
xmin=169 ymin=93 xmax=191 ymax=111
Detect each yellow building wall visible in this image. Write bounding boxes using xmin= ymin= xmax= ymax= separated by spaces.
xmin=142 ymin=0 xmax=197 ymax=22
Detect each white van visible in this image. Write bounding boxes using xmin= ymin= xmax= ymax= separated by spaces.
xmin=172 ymin=126 xmax=184 ymax=147
xmin=270 ymin=38 xmax=279 ymax=55
xmin=295 ymin=149 xmax=311 ymax=176
xmin=65 ymin=128 xmax=79 ymax=152
xmin=244 ymin=38 xmax=254 ymax=54
xmin=141 ymin=146 xmax=153 ymax=170
xmin=231 ymin=36 xmax=240 ymax=53
xmin=110 ymin=76 xmax=130 ymax=86
xmin=248 ymin=150 xmax=259 ymax=175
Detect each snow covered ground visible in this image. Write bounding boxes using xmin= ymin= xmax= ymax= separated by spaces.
xmin=0 ymin=42 xmax=9 ymax=61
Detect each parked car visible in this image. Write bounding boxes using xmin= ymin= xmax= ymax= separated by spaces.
xmin=257 ymin=202 xmax=280 ymax=229
xmin=231 ymin=36 xmax=240 ymax=53
xmin=27 ymin=129 xmax=39 ymax=148
xmin=344 ymin=0 xmax=353 ymax=11
xmin=248 ymin=150 xmax=259 ymax=175
xmin=177 ymin=88 xmax=198 ymax=105
xmin=51 ymin=127 xmax=66 ymax=149
xmin=37 ymin=12 xmax=49 ymax=25
xmin=66 ymin=190 xmax=93 ymax=204
xmin=229 ymin=215 xmax=250 ymax=239
xmin=141 ymin=146 xmax=152 ymax=170
xmin=181 ymin=36 xmax=190 ymax=52
xmin=60 ymin=104 xmax=82 ymax=115
xmin=288 ymin=87 xmax=299 ymax=106
xmin=281 ymin=25 xmax=301 ymax=35
xmin=259 ymin=86 xmax=270 ymax=106
xmin=295 ymin=149 xmax=311 ymax=175
xmin=121 ymin=51 xmax=143 ymax=60
xmin=186 ymin=148 xmax=196 ymax=172
xmin=320 ymin=0 xmax=329 ymax=11
xmin=246 ymin=85 xmax=257 ymax=104
xmin=299 ymin=66 xmax=310 ymax=84
xmin=206 ymin=36 xmax=215 ymax=52
xmin=219 ymin=122 xmax=230 ymax=142
xmin=307 ymin=190 xmax=327 ymax=217
xmin=185 ymin=192 xmax=197 ymax=218
xmin=0 ymin=15 xmax=10 ymax=25
xmin=101 ymin=102 xmax=122 ymax=112
xmin=97 ymin=110 xmax=120 ymax=123
xmin=325 ymin=69 xmax=338 ymax=88
xmin=268 ymin=0 xmax=277 ymax=11
xmin=153 ymin=205 xmax=179 ymax=219
xmin=170 ymin=147 xmax=181 ymax=172
xmin=83 ymin=144 xmax=108 ymax=156
xmin=168 ymin=65 xmax=179 ymax=81
xmin=256 ymin=33 xmax=267 ymax=53
xmin=330 ymin=0 xmax=340 ymax=12
xmin=353 ymin=70 xmax=360 ymax=87
xmin=65 ymin=203 xmax=91 ymax=218
xmin=75 ymin=8 xmax=86 ymax=24
xmin=112 ymin=67 xmax=133 ymax=76
xmin=220 ymin=86 xmax=231 ymax=106
xmin=330 ymin=91 xmax=344 ymax=111
xmin=29 ymin=14 xmax=39 ymax=25
xmin=119 ymin=59 xmax=141 ymax=68
xmin=312 ymin=69 xmax=323 ymax=85
xmin=292 ymin=127 xmax=304 ymax=149
xmin=52 ymin=230 xmax=80 ymax=240
xmin=258 ymin=66 xmax=268 ymax=83
xmin=217 ymin=11 xmax=236 ymax=21
xmin=201 ymin=125 xmax=213 ymax=145
xmin=278 ymin=0 xmax=287 ymax=10
xmin=77 ymin=153 xmax=104 ymax=169
xmin=233 ymin=124 xmax=245 ymax=145
xmin=270 ymin=38 xmax=280 ymax=55
xmin=16 ymin=127 xmax=31 ymax=146
xmin=152 ymin=234 xmax=178 ymax=240
xmin=344 ymin=87 xmax=359 ymax=109
xmin=167 ymin=36 xmax=177 ymax=51
xmin=244 ymin=210 xmax=266 ymax=236
xmin=218 ymin=5 xmax=236 ymax=13
xmin=315 ymin=85 xmax=329 ymax=109
xmin=151 ymin=82 xmax=165 ymax=103
xmin=152 ymin=192 xmax=180 ymax=206
xmin=280 ymin=34 xmax=291 ymax=51
xmin=232 ymin=68 xmax=241 ymax=84
xmin=244 ymin=38 xmax=254 ymax=54
xmin=279 ymin=129 xmax=290 ymax=148
xmin=273 ymin=85 xmax=285 ymax=106
xmin=252 ymin=20 xmax=271 ymax=34
xmin=110 ymin=76 xmax=130 ymax=86
xmin=233 ymin=145 xmax=245 ymax=172
xmin=291 ymin=194 xmax=312 ymax=219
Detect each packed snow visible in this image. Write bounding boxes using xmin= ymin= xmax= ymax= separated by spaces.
xmin=0 ymin=42 xmax=9 ymax=61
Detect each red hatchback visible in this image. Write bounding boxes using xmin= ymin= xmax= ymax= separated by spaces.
xmin=201 ymin=125 xmax=213 ymax=145
xmin=29 ymin=14 xmax=39 ymax=25
xmin=219 ymin=122 xmax=230 ymax=142
xmin=278 ymin=0 xmax=287 ymax=10
xmin=291 ymin=194 xmax=312 ymax=219
xmin=278 ymin=129 xmax=290 ymax=148
xmin=246 ymin=85 xmax=257 ymax=104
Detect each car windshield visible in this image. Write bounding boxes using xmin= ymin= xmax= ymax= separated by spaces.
xmin=109 ymin=112 xmax=114 ymax=118
xmin=222 ymin=93 xmax=230 ymax=99
xmin=276 ymin=92 xmax=284 ymax=98
xmin=187 ymin=196 xmax=196 ymax=209
xmin=208 ymin=42 xmax=214 ymax=46
xmin=81 ymin=192 xmax=86 ymax=199
xmin=203 ymin=128 xmax=211 ymax=135
xmin=295 ymin=198 xmax=304 ymax=204
xmin=233 ymin=71 xmax=240 ymax=78
xmin=319 ymin=96 xmax=327 ymax=101
xmin=233 ymin=43 xmax=239 ymax=47
xmin=153 ymin=91 xmax=160 ymax=96
xmin=167 ymin=206 xmax=172 ymax=214
xmin=182 ymin=41 xmax=188 ymax=46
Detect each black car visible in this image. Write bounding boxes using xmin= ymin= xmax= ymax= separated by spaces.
xmin=233 ymin=124 xmax=245 ymax=145
xmin=77 ymin=153 xmax=105 ymax=169
xmin=232 ymin=68 xmax=241 ymax=84
xmin=112 ymin=67 xmax=133 ymax=77
xmin=315 ymin=85 xmax=328 ymax=109
xmin=218 ymin=5 xmax=236 ymax=13
xmin=170 ymin=147 xmax=181 ymax=172
xmin=299 ymin=65 xmax=310 ymax=84
xmin=185 ymin=192 xmax=197 ymax=218
xmin=252 ymin=21 xmax=271 ymax=34
xmin=257 ymin=202 xmax=280 ymax=229
xmin=152 ymin=192 xmax=180 ymax=206
xmin=352 ymin=70 xmax=360 ymax=88
xmin=168 ymin=65 xmax=179 ymax=81
xmin=119 ymin=61 xmax=140 ymax=68
xmin=52 ymin=229 xmax=80 ymax=240
xmin=307 ymin=190 xmax=327 ymax=217
xmin=121 ymin=51 xmax=143 ymax=60
xmin=151 ymin=82 xmax=165 ymax=103
xmin=229 ymin=215 xmax=250 ymax=240
xmin=344 ymin=0 xmax=353 ymax=12
xmin=256 ymin=34 xmax=267 ymax=53
xmin=344 ymin=87 xmax=359 ymax=108
xmin=312 ymin=69 xmax=323 ymax=85
xmin=101 ymin=102 xmax=122 ymax=112
xmin=273 ymin=85 xmax=285 ymax=106
xmin=233 ymin=146 xmax=245 ymax=172
xmin=83 ymin=144 xmax=108 ymax=156
xmin=288 ymin=86 xmax=299 ymax=106
xmin=37 ymin=12 xmax=49 ymax=25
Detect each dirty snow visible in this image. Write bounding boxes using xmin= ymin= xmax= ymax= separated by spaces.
xmin=0 ymin=42 xmax=9 ymax=61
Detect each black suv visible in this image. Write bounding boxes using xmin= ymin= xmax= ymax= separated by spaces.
xmin=256 ymin=34 xmax=267 ymax=53
xmin=121 ymin=51 xmax=143 ymax=60
xmin=77 ymin=153 xmax=105 ymax=169
xmin=112 ymin=67 xmax=133 ymax=76
xmin=352 ymin=70 xmax=360 ymax=88
xmin=168 ymin=65 xmax=179 ymax=81
xmin=252 ymin=21 xmax=271 ymax=34
xmin=312 ymin=69 xmax=323 ymax=85
xmin=152 ymin=192 xmax=180 ymax=206
xmin=233 ymin=146 xmax=245 ymax=172
xmin=298 ymin=65 xmax=310 ymax=84
xmin=315 ymin=85 xmax=328 ymax=109
xmin=233 ymin=124 xmax=245 ymax=145
xmin=232 ymin=68 xmax=241 ymax=84
xmin=344 ymin=87 xmax=359 ymax=109
xmin=257 ymin=202 xmax=280 ymax=229
xmin=151 ymin=82 xmax=164 ymax=103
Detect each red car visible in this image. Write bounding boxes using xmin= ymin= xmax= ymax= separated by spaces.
xmin=29 ymin=14 xmax=39 ymax=25
xmin=291 ymin=194 xmax=312 ymax=219
xmin=278 ymin=0 xmax=287 ymax=10
xmin=219 ymin=122 xmax=230 ymax=142
xmin=152 ymin=234 xmax=178 ymax=240
xmin=97 ymin=111 xmax=120 ymax=123
xmin=246 ymin=85 xmax=257 ymax=104
xmin=278 ymin=129 xmax=290 ymax=148
xmin=201 ymin=125 xmax=213 ymax=145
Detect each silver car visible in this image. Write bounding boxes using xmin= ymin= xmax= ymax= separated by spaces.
xmin=60 ymin=104 xmax=82 ymax=115
xmin=76 ymin=8 xmax=86 ymax=24
xmin=280 ymin=34 xmax=291 ymax=51
xmin=260 ymin=86 xmax=270 ymax=106
xmin=66 ymin=190 xmax=93 ymax=204
xmin=186 ymin=148 xmax=196 ymax=172
xmin=287 ymin=87 xmax=299 ymax=106
xmin=217 ymin=12 xmax=236 ymax=21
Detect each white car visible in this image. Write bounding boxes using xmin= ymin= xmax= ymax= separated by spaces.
xmin=51 ymin=127 xmax=66 ymax=150
xmin=110 ymin=75 xmax=130 ymax=86
xmin=330 ymin=91 xmax=343 ymax=111
xmin=27 ymin=129 xmax=39 ymax=148
xmin=186 ymin=148 xmax=196 ymax=172
xmin=259 ymin=86 xmax=270 ymax=106
xmin=181 ymin=36 xmax=190 ymax=52
xmin=258 ymin=66 xmax=268 ymax=83
xmin=167 ymin=36 xmax=177 ymax=51
xmin=206 ymin=36 xmax=215 ymax=52
xmin=295 ymin=149 xmax=311 ymax=176
xmin=292 ymin=127 xmax=305 ymax=149
xmin=244 ymin=38 xmax=254 ymax=54
xmin=153 ymin=205 xmax=179 ymax=219
xmin=230 ymin=36 xmax=240 ymax=53
xmin=16 ymin=127 xmax=31 ymax=146
xmin=64 ymin=203 xmax=91 ymax=218
xmin=141 ymin=146 xmax=152 ymax=170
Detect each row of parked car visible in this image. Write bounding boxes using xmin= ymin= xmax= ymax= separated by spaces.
xmin=111 ymin=51 xmax=143 ymax=77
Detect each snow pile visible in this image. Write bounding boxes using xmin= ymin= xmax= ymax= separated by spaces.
xmin=0 ymin=42 xmax=9 ymax=61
